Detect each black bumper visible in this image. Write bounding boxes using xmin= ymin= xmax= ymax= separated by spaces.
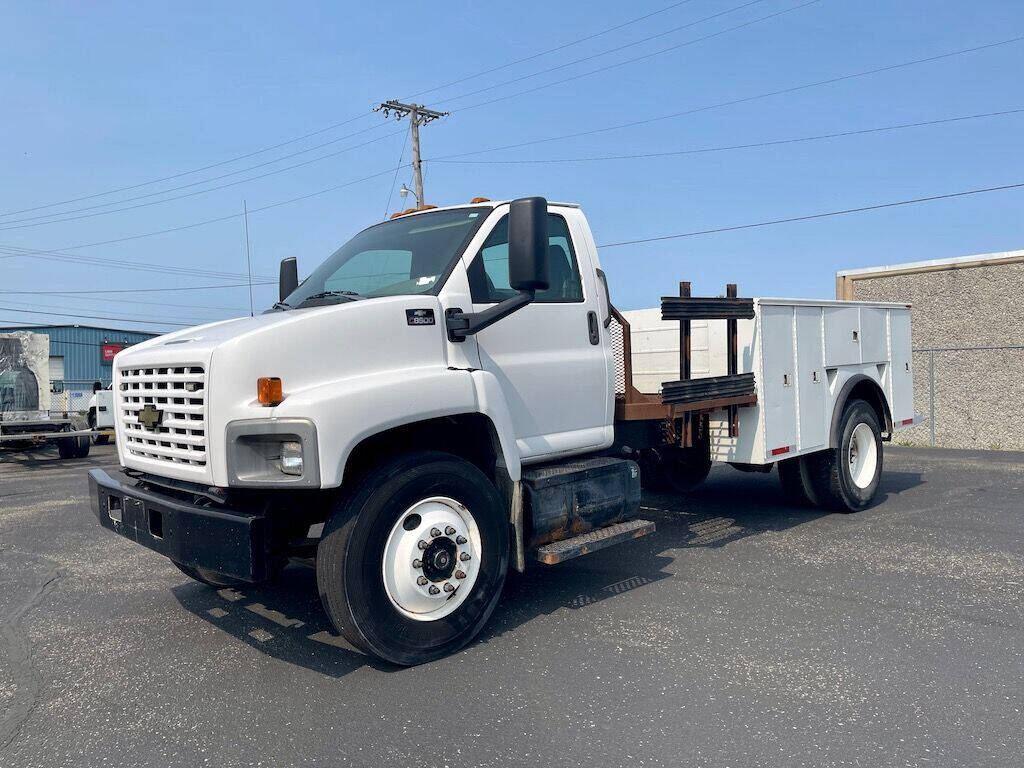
xmin=88 ymin=468 xmax=271 ymax=582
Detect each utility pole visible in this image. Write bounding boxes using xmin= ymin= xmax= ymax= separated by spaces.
xmin=374 ymin=100 xmax=448 ymax=207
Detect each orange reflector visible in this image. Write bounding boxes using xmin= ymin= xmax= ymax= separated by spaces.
xmin=470 ymin=197 xmax=490 ymax=203
xmin=257 ymin=377 xmax=284 ymax=406
xmin=770 ymin=446 xmax=791 ymax=456
xmin=901 ymin=417 xmax=914 ymax=425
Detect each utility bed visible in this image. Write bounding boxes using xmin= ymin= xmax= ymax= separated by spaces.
xmin=610 ymin=295 xmax=915 ymax=465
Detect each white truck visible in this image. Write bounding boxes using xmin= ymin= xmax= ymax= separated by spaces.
xmin=89 ymin=197 xmax=914 ymax=665
xmin=86 ymin=383 xmax=115 ymax=445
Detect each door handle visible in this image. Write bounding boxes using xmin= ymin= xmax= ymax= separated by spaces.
xmin=587 ymin=311 xmax=600 ymax=345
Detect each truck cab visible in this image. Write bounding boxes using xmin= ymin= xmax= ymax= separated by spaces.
xmin=89 ymin=197 xmax=909 ymax=665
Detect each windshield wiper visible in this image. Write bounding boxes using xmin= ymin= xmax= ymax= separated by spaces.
xmin=299 ymin=290 xmax=363 ymax=305
xmin=271 ymin=301 xmax=291 ymax=311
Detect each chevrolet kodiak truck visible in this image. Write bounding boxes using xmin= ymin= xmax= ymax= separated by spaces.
xmin=89 ymin=197 xmax=915 ymax=665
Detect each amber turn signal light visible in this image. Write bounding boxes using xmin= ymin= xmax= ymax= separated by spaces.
xmin=257 ymin=377 xmax=284 ymax=406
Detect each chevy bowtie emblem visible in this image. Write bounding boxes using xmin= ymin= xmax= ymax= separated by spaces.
xmin=138 ymin=404 xmax=164 ymax=431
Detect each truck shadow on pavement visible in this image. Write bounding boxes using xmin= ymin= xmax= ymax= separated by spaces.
xmin=171 ymin=466 xmax=923 ymax=676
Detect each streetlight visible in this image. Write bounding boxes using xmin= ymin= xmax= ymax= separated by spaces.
xmin=399 ymin=183 xmax=420 ymax=206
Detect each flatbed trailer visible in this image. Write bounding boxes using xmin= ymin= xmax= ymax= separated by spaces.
xmin=0 ymin=414 xmax=94 ymax=457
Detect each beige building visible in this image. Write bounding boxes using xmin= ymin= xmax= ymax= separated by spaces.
xmin=836 ymin=250 xmax=1024 ymax=451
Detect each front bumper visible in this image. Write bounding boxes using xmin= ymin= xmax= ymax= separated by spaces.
xmin=88 ymin=468 xmax=271 ymax=582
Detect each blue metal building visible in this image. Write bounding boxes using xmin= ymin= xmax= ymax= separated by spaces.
xmin=0 ymin=324 xmax=160 ymax=390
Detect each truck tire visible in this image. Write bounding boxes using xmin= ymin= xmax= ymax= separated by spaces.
xmin=317 ymin=450 xmax=509 ymax=666
xmin=87 ymin=409 xmax=109 ymax=444
xmin=655 ymin=446 xmax=712 ymax=493
xmin=777 ymin=456 xmax=818 ymax=507
xmin=57 ymin=435 xmax=90 ymax=459
xmin=804 ymin=399 xmax=883 ymax=512
xmin=173 ymin=562 xmax=247 ymax=588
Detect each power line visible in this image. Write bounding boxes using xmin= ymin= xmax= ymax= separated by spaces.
xmin=403 ymin=0 xmax=701 ymax=100
xmin=435 ymin=34 xmax=1024 ymax=158
xmin=0 ymin=0 xmax=703 ymax=221
xmin=40 ymin=165 xmax=405 ymax=252
xmin=0 ymin=305 xmax=197 ymax=327
xmin=453 ymin=0 xmax=820 ymax=112
xmin=0 ymin=113 xmax=380 ymax=219
xmin=436 ymin=0 xmax=773 ymax=106
xmin=429 ymin=108 xmax=1024 ymax=165
xmin=0 ymin=297 xmax=223 ymax=324
xmin=21 ymin=291 xmax=248 ymax=312
xmin=0 ymin=243 xmax=275 ymax=281
xmin=0 ymin=282 xmax=274 ymax=295
xmin=383 ymin=127 xmax=411 ymax=218
xmin=598 ymin=180 xmax=1024 ymax=248
xmin=0 ymin=129 xmax=405 ymax=231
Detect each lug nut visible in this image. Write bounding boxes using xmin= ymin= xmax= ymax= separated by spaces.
xmin=443 ymin=583 xmax=455 ymax=593
xmin=459 ymin=552 xmax=471 ymax=562
xmin=417 ymin=540 xmax=428 ymax=550
xmin=430 ymin=527 xmax=441 ymax=538
xmin=417 ymin=576 xmax=428 ymax=586
xmin=456 ymin=535 xmax=467 ymax=545
xmin=445 ymin=526 xmax=456 ymax=536
xmin=428 ymin=585 xmax=440 ymax=595
xmin=454 ymin=570 xmax=466 ymax=580
xmin=412 ymin=559 xmax=422 ymax=569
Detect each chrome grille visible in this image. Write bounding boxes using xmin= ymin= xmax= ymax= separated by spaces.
xmin=118 ymin=365 xmax=207 ymax=467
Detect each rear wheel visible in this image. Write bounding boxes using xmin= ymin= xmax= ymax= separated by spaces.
xmin=804 ymin=399 xmax=883 ymax=512
xmin=642 ymin=445 xmax=711 ymax=493
xmin=317 ymin=450 xmax=509 ymax=666
xmin=173 ymin=562 xmax=247 ymax=588
xmin=56 ymin=434 xmax=90 ymax=459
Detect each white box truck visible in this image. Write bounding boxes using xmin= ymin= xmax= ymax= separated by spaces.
xmin=89 ymin=197 xmax=914 ymax=664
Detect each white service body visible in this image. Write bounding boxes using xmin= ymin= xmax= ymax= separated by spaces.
xmin=623 ymin=300 xmax=915 ymax=464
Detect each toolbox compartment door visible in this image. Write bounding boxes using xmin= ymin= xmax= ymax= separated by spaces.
xmin=889 ymin=309 xmax=914 ymax=423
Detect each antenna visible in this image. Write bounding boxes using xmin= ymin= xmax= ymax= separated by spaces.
xmin=243 ymin=199 xmax=254 ymax=317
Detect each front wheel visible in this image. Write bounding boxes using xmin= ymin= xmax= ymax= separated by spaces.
xmin=317 ymin=451 xmax=509 ymax=666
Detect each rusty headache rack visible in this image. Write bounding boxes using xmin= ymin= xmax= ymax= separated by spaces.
xmin=612 ymin=281 xmax=758 ymax=441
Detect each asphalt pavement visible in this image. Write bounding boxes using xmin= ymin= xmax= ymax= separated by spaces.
xmin=2 ymin=443 xmax=1023 ymax=767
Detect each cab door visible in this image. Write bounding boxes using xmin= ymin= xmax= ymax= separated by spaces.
xmin=466 ymin=208 xmax=612 ymax=460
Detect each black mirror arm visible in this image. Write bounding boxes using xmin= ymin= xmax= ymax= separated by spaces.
xmin=446 ymin=290 xmax=535 ymax=341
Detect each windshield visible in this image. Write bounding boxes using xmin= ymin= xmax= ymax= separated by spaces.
xmin=283 ymin=207 xmax=488 ymax=307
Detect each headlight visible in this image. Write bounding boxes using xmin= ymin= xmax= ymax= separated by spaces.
xmin=225 ymin=419 xmax=319 ymax=487
xmin=279 ymin=440 xmax=303 ymax=476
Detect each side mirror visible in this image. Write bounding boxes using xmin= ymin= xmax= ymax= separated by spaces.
xmin=508 ymin=197 xmax=549 ymax=292
xmin=279 ymin=257 xmax=298 ymax=302
xmin=92 ymin=381 xmax=102 ymax=393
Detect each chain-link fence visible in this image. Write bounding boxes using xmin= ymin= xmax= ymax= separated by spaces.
xmin=897 ymin=344 xmax=1024 ymax=451
xmin=48 ymin=380 xmax=104 ymax=414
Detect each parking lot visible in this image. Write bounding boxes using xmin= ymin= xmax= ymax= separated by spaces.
xmin=1 ymin=444 xmax=1022 ymax=767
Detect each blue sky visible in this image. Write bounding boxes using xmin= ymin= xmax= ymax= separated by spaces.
xmin=1 ymin=0 xmax=1022 ymax=331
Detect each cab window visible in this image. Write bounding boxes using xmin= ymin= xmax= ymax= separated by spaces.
xmin=467 ymin=214 xmax=584 ymax=303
